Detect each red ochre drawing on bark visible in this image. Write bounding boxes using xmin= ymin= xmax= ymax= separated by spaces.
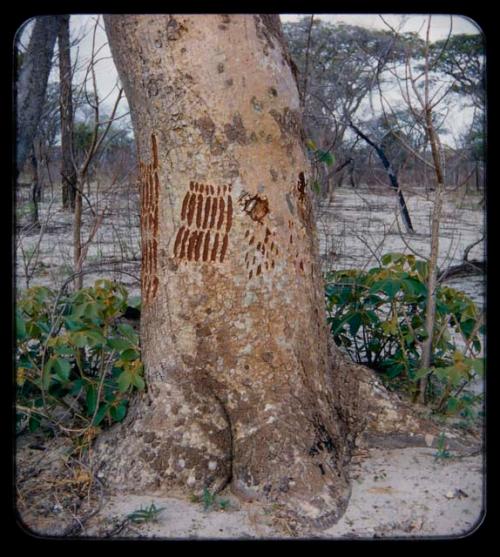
xmin=241 ymin=186 xmax=307 ymax=281
xmin=139 ymin=133 xmax=160 ymax=305
xmin=174 ymin=182 xmax=233 ymax=263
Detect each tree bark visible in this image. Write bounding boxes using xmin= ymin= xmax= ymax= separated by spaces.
xmin=16 ymin=16 xmax=59 ymax=172
xmin=29 ymin=147 xmax=40 ymax=226
xmin=57 ymin=15 xmax=77 ymax=210
xmin=95 ymin=14 xmax=361 ymax=529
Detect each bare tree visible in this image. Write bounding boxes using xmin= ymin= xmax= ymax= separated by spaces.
xmin=58 ymin=15 xmax=77 ymax=210
xmin=16 ymin=16 xmax=59 ymax=172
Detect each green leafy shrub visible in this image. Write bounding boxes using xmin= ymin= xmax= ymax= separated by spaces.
xmin=325 ymin=253 xmax=484 ymax=415
xmin=16 ymin=280 xmax=144 ymax=437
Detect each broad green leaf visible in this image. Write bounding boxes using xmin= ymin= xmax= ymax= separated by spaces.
xmin=117 ymin=371 xmax=132 ymax=393
xmin=348 ymin=312 xmax=362 ymax=337
xmin=85 ymin=330 xmax=106 ymax=347
xmin=117 ymin=323 xmax=137 ymax=341
xmin=110 ymin=401 xmax=128 ymax=422
xmin=72 ymin=332 xmax=88 ymax=348
xmin=121 ymin=349 xmax=140 ymax=361
xmin=54 ymin=358 xmax=71 ymax=382
xmin=64 ymin=318 xmax=84 ymax=331
xmin=28 ymin=414 xmax=41 ymax=432
xmin=132 ymin=374 xmax=145 ymax=391
xmin=92 ymin=403 xmax=109 ymax=426
xmin=107 ymin=338 xmax=132 ymax=351
xmin=53 ymin=344 xmax=76 ymax=356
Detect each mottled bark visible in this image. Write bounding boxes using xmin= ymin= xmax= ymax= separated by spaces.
xmin=95 ymin=14 xmax=361 ymax=529
xmin=16 ymin=16 xmax=59 ymax=172
xmin=57 ymin=15 xmax=77 ymax=210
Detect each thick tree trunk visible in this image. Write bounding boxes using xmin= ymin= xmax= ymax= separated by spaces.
xmin=16 ymin=16 xmax=59 ymax=172
xmin=57 ymin=15 xmax=77 ymax=210
xmin=95 ymin=14 xmax=361 ymax=528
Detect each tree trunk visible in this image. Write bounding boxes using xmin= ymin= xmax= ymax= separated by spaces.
xmin=58 ymin=15 xmax=77 ymax=210
xmin=95 ymin=14 xmax=361 ymax=529
xmin=29 ymin=148 xmax=40 ymax=226
xmin=16 ymin=16 xmax=59 ymax=173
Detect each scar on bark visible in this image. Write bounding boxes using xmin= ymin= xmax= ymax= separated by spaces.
xmin=238 ymin=192 xmax=269 ymax=224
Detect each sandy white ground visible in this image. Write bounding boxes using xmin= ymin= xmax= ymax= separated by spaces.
xmin=68 ymin=446 xmax=483 ymax=540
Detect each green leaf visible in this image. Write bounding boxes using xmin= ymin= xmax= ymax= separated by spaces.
xmin=70 ymin=378 xmax=84 ymax=396
xmin=110 ymin=401 xmax=128 ymax=422
xmin=16 ymin=312 xmax=27 ymax=341
xmin=42 ymin=359 xmax=53 ymax=390
xmin=64 ymin=318 xmax=84 ymax=331
xmin=107 ymin=338 xmax=133 ymax=352
xmin=413 ymin=367 xmax=432 ymax=380
xmin=317 ymin=150 xmax=335 ymax=166
xmin=371 ymin=279 xmax=401 ymax=298
xmin=402 ymin=277 xmax=427 ymax=297
xmin=460 ymin=318 xmax=477 ymax=338
xmin=132 ymin=374 xmax=145 ymax=391
xmin=72 ymin=332 xmax=88 ymax=348
xmin=128 ymin=296 xmax=141 ymax=309
xmin=121 ymin=349 xmax=140 ymax=361
xmin=92 ymin=403 xmax=109 ymax=426
xmin=381 ymin=252 xmax=405 ymax=266
xmin=54 ymin=358 xmax=71 ymax=382
xmin=117 ymin=323 xmax=137 ymax=341
xmin=86 ymin=383 xmax=97 ymax=415
xmin=466 ymin=358 xmax=484 ymax=377
xmin=85 ymin=330 xmax=106 ymax=347
xmin=53 ymin=344 xmax=76 ymax=356
xmin=348 ymin=312 xmax=362 ymax=336
xmin=28 ymin=414 xmax=41 ymax=432
xmin=446 ymin=397 xmax=459 ymax=414
xmin=117 ymin=371 xmax=132 ymax=393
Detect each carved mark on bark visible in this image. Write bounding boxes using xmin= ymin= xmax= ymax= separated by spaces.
xmin=238 ymin=191 xmax=269 ymax=224
xmin=139 ymin=133 xmax=160 ymax=305
xmin=174 ymin=182 xmax=233 ymax=264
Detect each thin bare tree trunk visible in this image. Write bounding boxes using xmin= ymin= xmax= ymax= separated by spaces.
xmin=30 ymin=148 xmax=40 ymax=226
xmin=73 ymin=180 xmax=83 ymax=290
xmin=414 ymin=18 xmax=446 ymax=405
xmin=58 ymin=15 xmax=77 ymax=210
xmin=95 ymin=14 xmax=362 ymax=529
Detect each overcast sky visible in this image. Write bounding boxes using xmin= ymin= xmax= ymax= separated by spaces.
xmin=63 ymin=14 xmax=480 ymax=114
xmin=18 ymin=14 xmax=483 ymax=145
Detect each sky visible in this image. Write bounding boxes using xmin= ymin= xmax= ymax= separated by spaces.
xmin=17 ymin=14 xmax=483 ymax=145
xmin=280 ymin=13 xmax=482 ymax=39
